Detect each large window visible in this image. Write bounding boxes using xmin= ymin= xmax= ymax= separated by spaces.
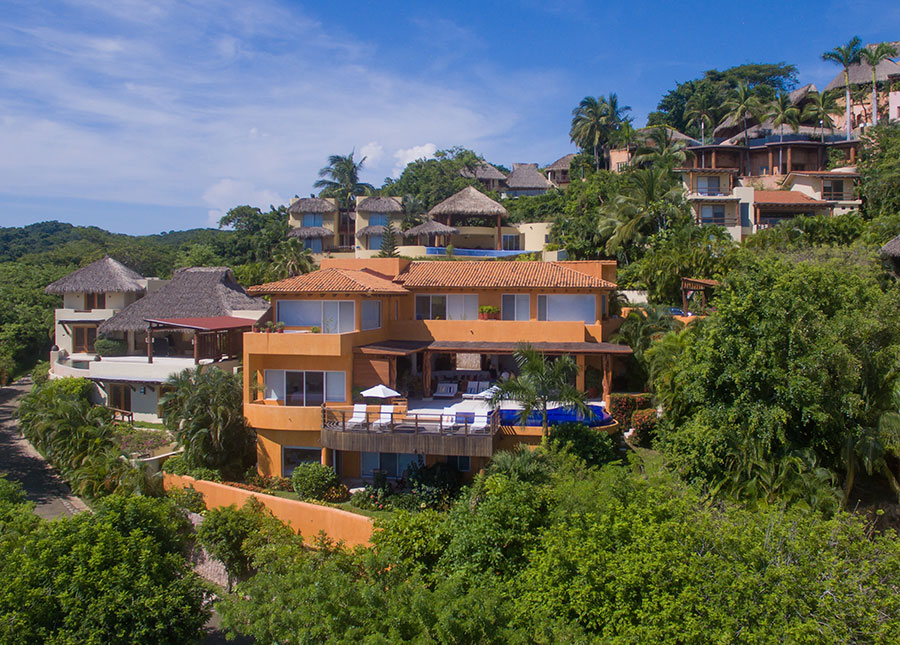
xmin=361 ymin=452 xmax=418 ymax=478
xmin=276 ymin=300 xmax=355 ymax=333
xmin=361 ymin=299 xmax=382 ymax=330
xmin=264 ymin=370 xmax=346 ymax=405
xmin=108 ymin=383 xmax=131 ymax=411
xmin=700 ymin=205 xmax=726 ymax=226
xmin=367 ymin=235 xmax=383 ymax=250
xmin=283 ymin=447 xmax=321 ymax=476
xmin=302 ymin=213 xmax=323 ymax=227
xmin=696 ymin=176 xmax=721 ymax=196
xmin=368 ymin=213 xmax=388 ymax=226
xmin=537 ymin=294 xmax=596 ymax=323
xmin=502 ymin=234 xmax=521 ymax=251
xmin=84 ymin=293 xmax=106 ymax=310
xmin=502 ymin=294 xmax=530 ymax=321
xmin=73 ymin=325 xmax=97 ymax=352
xmin=304 ymin=238 xmax=323 ymax=254
xmin=823 ymin=179 xmax=844 ymax=200
xmin=415 ymin=294 xmax=477 ymax=320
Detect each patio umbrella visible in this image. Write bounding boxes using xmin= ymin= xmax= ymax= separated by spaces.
xmin=360 ymin=384 xmax=401 ymax=398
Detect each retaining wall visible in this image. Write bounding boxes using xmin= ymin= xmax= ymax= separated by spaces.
xmin=163 ymin=473 xmax=374 ymax=547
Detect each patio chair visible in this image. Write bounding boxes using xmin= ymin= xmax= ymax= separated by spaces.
xmin=462 ymin=381 xmax=480 ymax=398
xmin=374 ymin=405 xmax=395 ymax=430
xmin=441 ymin=408 xmax=460 ymax=430
xmin=468 ymin=414 xmax=489 ymax=433
xmin=434 ymin=382 xmax=458 ymax=398
xmin=347 ymin=404 xmax=368 ymax=428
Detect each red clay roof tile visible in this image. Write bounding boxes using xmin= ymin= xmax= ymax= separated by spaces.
xmin=397 ymin=261 xmax=616 ymax=289
xmin=248 ymin=268 xmax=408 ymax=295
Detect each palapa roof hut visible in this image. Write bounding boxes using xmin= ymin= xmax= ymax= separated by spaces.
xmin=506 ymin=163 xmax=552 ymax=192
xmin=824 ymin=56 xmax=900 ymax=92
xmin=880 ymin=234 xmax=900 ymax=274
xmin=459 ymin=162 xmax=507 ymax=181
xmin=356 ymin=196 xmax=403 ymax=213
xmin=288 ymin=197 xmax=337 ymax=214
xmin=45 ymin=256 xmax=145 ymax=295
xmin=402 ymin=219 xmax=460 ymax=246
xmin=98 ymin=267 xmax=267 ymax=335
xmin=428 ymin=186 xmax=508 ymax=250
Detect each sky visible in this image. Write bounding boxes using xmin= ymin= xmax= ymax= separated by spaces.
xmin=1 ymin=0 xmax=899 ymax=235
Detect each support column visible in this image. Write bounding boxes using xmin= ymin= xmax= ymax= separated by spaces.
xmin=193 ymin=332 xmax=199 ymax=365
xmin=422 ymin=351 xmax=432 ymax=397
xmin=576 ymin=354 xmax=585 ymax=393
xmin=787 ymin=147 xmax=793 ymax=173
xmin=321 ymin=447 xmax=332 ymax=467
xmin=711 ymin=149 xmax=717 ymax=168
xmin=849 ymin=144 xmax=857 ymax=163
xmin=601 ymin=355 xmax=613 ymax=409
xmin=146 ymin=325 xmax=153 ymax=364
xmin=767 ymin=148 xmax=774 ymax=174
xmin=496 ymin=213 xmax=502 ymax=250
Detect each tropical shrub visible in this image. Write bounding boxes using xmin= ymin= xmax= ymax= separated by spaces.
xmin=93 ymin=337 xmax=128 ymax=357
xmin=405 ymin=459 xmax=460 ymax=510
xmin=607 ymin=392 xmax=653 ymax=426
xmin=167 ymin=485 xmax=207 ymax=516
xmin=161 ymin=453 xmax=222 ymax=482
xmin=0 ymin=494 xmax=209 ymax=643
xmin=30 ymin=360 xmax=49 ymax=386
xmin=548 ymin=422 xmax=619 ymax=467
xmin=630 ymin=408 xmax=659 ymax=445
xmin=291 ymin=462 xmax=343 ymax=501
xmin=159 ymin=367 xmax=254 ymax=480
xmin=114 ymin=426 xmax=170 ymax=456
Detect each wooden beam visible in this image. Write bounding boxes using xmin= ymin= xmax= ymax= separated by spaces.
xmin=601 ymin=355 xmax=613 ymax=408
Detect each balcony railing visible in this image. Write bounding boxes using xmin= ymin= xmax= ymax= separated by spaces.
xmin=694 ymin=187 xmax=727 ymax=196
xmin=321 ymin=407 xmax=500 ymax=457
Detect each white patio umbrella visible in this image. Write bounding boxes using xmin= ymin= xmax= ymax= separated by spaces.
xmin=360 ymin=384 xmax=401 ymax=398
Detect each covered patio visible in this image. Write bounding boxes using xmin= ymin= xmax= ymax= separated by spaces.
xmin=144 ymin=316 xmax=255 ymax=364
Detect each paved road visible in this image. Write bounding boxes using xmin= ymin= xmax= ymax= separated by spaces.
xmin=0 ymin=378 xmax=89 ymax=519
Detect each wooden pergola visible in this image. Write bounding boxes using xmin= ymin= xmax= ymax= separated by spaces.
xmin=144 ymin=316 xmax=256 ymax=364
xmin=680 ymin=277 xmax=719 ymax=314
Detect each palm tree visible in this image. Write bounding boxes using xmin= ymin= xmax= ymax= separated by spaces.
xmin=767 ymin=91 xmax=800 ymax=174
xmin=630 ymin=127 xmax=692 ymax=169
xmin=859 ymin=42 xmax=898 ymax=126
xmin=610 ymin=121 xmax=638 ymax=164
xmin=822 ymin=37 xmax=863 ymax=140
xmin=801 ymin=91 xmax=838 ymax=144
xmin=601 ymin=166 xmax=687 ymax=261
xmin=271 ymin=238 xmax=315 ymax=279
xmin=570 ymin=96 xmax=609 ymax=171
xmin=612 ymin=306 xmax=684 ymax=387
xmin=489 ymin=343 xmax=588 ymax=440
xmin=684 ymin=96 xmax=716 ymax=146
xmin=722 ymin=81 xmax=764 ymax=172
xmin=401 ymin=194 xmax=426 ymax=231
xmin=313 ymin=152 xmax=375 ymax=210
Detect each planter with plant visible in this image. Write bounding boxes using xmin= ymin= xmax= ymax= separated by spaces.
xmin=310 ymin=326 xmax=321 ymax=334
xmin=265 ymin=321 xmax=275 ymax=333
xmin=275 ymin=321 xmax=285 ymax=333
xmin=478 ymin=305 xmax=501 ymax=320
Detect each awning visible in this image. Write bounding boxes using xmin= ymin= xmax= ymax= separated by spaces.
xmin=143 ymin=316 xmax=257 ymax=331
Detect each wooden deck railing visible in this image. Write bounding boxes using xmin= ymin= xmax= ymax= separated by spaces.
xmin=322 ymin=406 xmax=500 ymax=437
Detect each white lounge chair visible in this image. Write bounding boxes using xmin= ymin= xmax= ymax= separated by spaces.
xmin=434 ymin=382 xmax=458 ymax=398
xmin=462 ymin=381 xmax=480 ymax=397
xmin=441 ymin=408 xmax=459 ymax=430
xmin=374 ymin=405 xmax=394 ymax=430
xmin=468 ymin=414 xmax=489 ymax=433
xmin=347 ymin=404 xmax=368 ymax=428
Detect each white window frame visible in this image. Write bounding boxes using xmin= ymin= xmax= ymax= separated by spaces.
xmin=276 ymin=300 xmax=355 ymax=333
xmin=537 ymin=294 xmax=596 ymax=323
xmin=262 ymin=369 xmax=346 ymax=404
xmin=502 ymin=293 xmax=530 ymax=321
xmin=415 ymin=294 xmax=478 ymax=320
xmin=361 ymin=299 xmax=382 ymax=331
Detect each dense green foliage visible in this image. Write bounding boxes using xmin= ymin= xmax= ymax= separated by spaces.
xmin=217 ymin=452 xmax=900 ymax=643
xmin=291 ymin=461 xmax=343 ymax=500
xmin=647 ymin=63 xmax=798 ymax=136
xmin=381 ymin=147 xmax=487 ymax=210
xmin=653 ymin=251 xmax=900 ymax=508
xmin=16 ymin=377 xmax=159 ymax=498
xmin=547 ymin=422 xmax=619 ymax=467
xmin=159 ymin=367 xmax=254 ymax=480
xmin=859 ymin=122 xmax=900 ymax=218
xmin=0 ymin=487 xmax=209 ymax=643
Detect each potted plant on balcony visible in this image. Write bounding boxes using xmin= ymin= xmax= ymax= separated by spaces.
xmin=265 ymin=321 xmax=275 ymax=333
xmin=479 ymin=305 xmax=501 ymax=320
xmin=275 ymin=321 xmax=285 ymax=333
xmin=252 ymin=322 xmax=260 ymax=333
xmin=310 ymin=326 xmax=321 ymax=334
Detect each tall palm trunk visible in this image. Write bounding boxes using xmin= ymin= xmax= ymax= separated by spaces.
xmin=593 ymin=143 xmax=599 ymax=171
xmin=844 ymin=70 xmax=852 ymax=140
xmin=871 ymin=71 xmax=878 ymax=126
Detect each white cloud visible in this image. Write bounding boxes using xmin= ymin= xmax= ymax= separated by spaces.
xmin=392 ymin=143 xmax=437 ymax=177
xmin=360 ymin=141 xmax=384 ymax=165
xmin=203 ymin=178 xmax=285 ymax=227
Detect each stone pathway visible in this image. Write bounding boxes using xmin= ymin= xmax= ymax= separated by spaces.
xmin=0 ymin=378 xmax=89 ymax=519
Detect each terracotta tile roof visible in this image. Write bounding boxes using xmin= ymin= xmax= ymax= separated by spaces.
xmin=248 ymin=268 xmax=408 ymax=295
xmin=396 ymin=261 xmax=616 ymax=289
xmin=754 ymin=190 xmax=829 ymax=206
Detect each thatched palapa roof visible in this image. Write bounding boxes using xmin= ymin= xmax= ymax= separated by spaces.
xmin=506 ymin=163 xmax=552 ymax=190
xmin=545 ymin=153 xmax=577 ymax=171
xmin=98 ymin=267 xmax=267 ymax=333
xmin=880 ymin=234 xmax=900 ymax=258
xmin=402 ymin=220 xmax=459 ymax=237
xmin=459 ymin=162 xmax=507 ymax=181
xmin=45 ymin=256 xmax=145 ymax=295
xmin=428 ymin=186 xmax=508 ymax=217
xmin=356 ymin=225 xmax=386 ymax=238
xmin=289 ymin=197 xmax=337 ymax=214
xmin=356 ymin=196 xmax=402 ymax=212
xmin=288 ymin=226 xmax=333 ymax=239
xmin=825 ymin=57 xmax=900 ymax=92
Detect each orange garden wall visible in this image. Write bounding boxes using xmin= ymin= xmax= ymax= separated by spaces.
xmin=163 ymin=473 xmax=374 ymax=547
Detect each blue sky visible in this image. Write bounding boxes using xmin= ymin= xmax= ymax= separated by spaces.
xmin=1 ymin=0 xmax=898 ymax=234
